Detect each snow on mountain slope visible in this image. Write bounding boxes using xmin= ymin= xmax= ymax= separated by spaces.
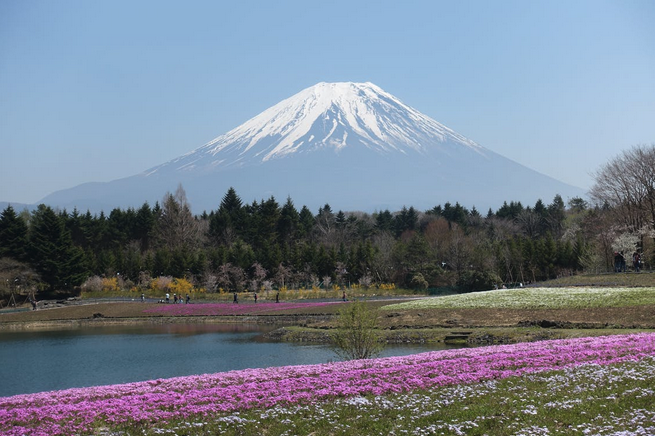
xmin=38 ymin=82 xmax=585 ymax=213
xmin=145 ymin=82 xmax=485 ymax=176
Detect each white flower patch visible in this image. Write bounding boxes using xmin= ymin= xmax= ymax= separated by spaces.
xmin=382 ymin=286 xmax=655 ymax=310
xmin=544 ymin=398 xmax=583 ymax=409
xmin=217 ymin=415 xmax=253 ymax=425
xmin=343 ymin=396 xmax=371 ymax=407
xmin=514 ymin=426 xmax=551 ymax=435
xmin=520 ymin=405 xmax=538 ymax=415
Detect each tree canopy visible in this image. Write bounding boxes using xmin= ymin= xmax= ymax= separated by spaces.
xmin=1 ymin=145 xmax=653 ymax=299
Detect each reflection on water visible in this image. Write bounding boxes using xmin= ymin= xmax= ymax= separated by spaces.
xmin=0 ymin=324 xmax=458 ymax=397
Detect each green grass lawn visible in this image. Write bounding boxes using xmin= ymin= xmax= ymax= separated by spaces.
xmin=382 ymin=287 xmax=655 ymax=311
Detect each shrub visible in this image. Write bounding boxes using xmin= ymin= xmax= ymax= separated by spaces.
xmin=101 ymin=277 xmax=120 ymax=292
xmin=410 ymin=272 xmax=428 ymax=290
xmin=378 ymin=283 xmax=396 ymax=290
xmin=81 ymin=275 xmax=104 ymax=293
xmin=169 ymin=278 xmax=193 ymax=295
xmin=331 ymin=300 xmax=383 ymax=360
xmin=150 ymin=276 xmax=173 ymax=293
xmin=456 ymin=270 xmax=503 ymax=292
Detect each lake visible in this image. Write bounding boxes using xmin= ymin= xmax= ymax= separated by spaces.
xmin=0 ymin=323 xmax=460 ymax=397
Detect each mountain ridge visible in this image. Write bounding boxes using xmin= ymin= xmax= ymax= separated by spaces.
xmin=34 ymin=81 xmax=584 ymax=214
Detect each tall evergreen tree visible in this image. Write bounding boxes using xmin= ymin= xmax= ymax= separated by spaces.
xmin=298 ymin=206 xmax=315 ymax=239
xmin=375 ymin=209 xmax=394 ymax=234
xmin=278 ymin=197 xmax=300 ymax=243
xmin=210 ymin=187 xmax=245 ymax=243
xmin=135 ymin=202 xmax=155 ymax=251
xmin=0 ymin=205 xmax=28 ymax=261
xmin=546 ymin=194 xmax=566 ymax=237
xmin=335 ymin=211 xmax=347 ymax=228
xmin=394 ymin=206 xmax=418 ymax=236
xmin=28 ymin=205 xmax=86 ymax=291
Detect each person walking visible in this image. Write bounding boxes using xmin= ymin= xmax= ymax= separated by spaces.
xmin=233 ymin=292 xmax=238 ymax=304
xmin=633 ymin=251 xmax=641 ymax=272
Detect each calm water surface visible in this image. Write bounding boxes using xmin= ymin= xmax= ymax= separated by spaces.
xmin=0 ymin=324 xmax=459 ymax=397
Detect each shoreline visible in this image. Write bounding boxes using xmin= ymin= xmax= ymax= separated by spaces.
xmin=0 ymin=313 xmax=333 ymax=331
xmin=2 ymin=313 xmax=650 ymax=348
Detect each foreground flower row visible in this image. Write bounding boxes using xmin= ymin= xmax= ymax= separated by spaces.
xmin=171 ymin=357 xmax=654 ymax=435
xmin=142 ymin=301 xmax=343 ymax=316
xmin=2 ymin=333 xmax=654 ymax=436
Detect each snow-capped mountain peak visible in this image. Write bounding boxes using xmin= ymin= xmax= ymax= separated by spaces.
xmin=149 ymin=82 xmax=484 ymax=175
xmin=38 ymin=81 xmax=584 ymax=214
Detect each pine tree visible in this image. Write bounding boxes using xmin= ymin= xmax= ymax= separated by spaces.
xmin=0 ymin=205 xmax=28 ymax=261
xmin=28 ymin=205 xmax=87 ymax=291
xmin=278 ymin=197 xmax=300 ymax=243
xmin=375 ymin=209 xmax=394 ymax=234
xmin=210 ymin=187 xmax=245 ymax=243
xmin=298 ymin=206 xmax=315 ymax=239
xmin=135 ymin=202 xmax=155 ymax=251
xmin=393 ymin=206 xmax=418 ymax=236
xmin=335 ymin=210 xmax=347 ymax=228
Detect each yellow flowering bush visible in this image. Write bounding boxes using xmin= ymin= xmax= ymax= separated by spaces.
xmin=378 ymin=283 xmax=396 ymax=290
xmin=170 ymin=278 xmax=193 ymax=295
xmin=102 ymin=277 xmax=120 ymax=292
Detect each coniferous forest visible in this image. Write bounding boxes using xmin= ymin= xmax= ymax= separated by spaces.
xmin=1 ymin=144 xmax=654 ymax=300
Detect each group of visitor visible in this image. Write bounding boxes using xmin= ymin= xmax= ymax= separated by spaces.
xmin=232 ymin=291 xmax=281 ymax=303
xmin=613 ymin=251 xmax=642 ymax=272
xmin=162 ymin=292 xmax=191 ymax=304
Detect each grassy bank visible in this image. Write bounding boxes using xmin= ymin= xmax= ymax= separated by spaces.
xmin=538 ymin=271 xmax=655 ymax=287
xmin=275 ymin=325 xmax=652 ymax=345
xmin=382 ymin=286 xmax=655 ymax=310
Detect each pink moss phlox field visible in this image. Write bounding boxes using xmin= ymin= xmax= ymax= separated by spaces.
xmin=2 ymin=333 xmax=654 ymax=436
xmin=141 ymin=301 xmax=343 ymax=316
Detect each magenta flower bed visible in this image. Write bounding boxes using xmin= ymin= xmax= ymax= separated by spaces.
xmin=142 ymin=301 xmax=343 ymax=316
xmin=2 ymin=333 xmax=654 ymax=436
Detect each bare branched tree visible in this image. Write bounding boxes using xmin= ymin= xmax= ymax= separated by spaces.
xmin=216 ymin=263 xmax=246 ymax=292
xmin=322 ymin=275 xmax=332 ymax=290
xmin=590 ymin=144 xmax=655 ymax=235
xmin=274 ymin=263 xmax=292 ymax=289
xmin=249 ymin=262 xmax=267 ymax=291
xmin=516 ymin=209 xmax=542 ymax=238
xmin=156 ymin=184 xmax=200 ymax=251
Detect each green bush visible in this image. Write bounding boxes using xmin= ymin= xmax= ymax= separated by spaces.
xmin=457 ymin=270 xmax=502 ymax=292
xmin=330 ymin=300 xmax=383 ymax=360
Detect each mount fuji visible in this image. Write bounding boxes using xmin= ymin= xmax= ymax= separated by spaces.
xmin=39 ymin=82 xmax=583 ymax=213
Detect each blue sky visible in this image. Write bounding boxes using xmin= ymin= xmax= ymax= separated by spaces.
xmin=1 ymin=0 xmax=654 ymax=205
